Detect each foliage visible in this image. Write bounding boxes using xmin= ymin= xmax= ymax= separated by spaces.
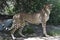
xmin=0 ymin=0 xmax=15 ymax=15
xmin=4 ymin=0 xmax=15 ymax=15
xmin=48 ymin=0 xmax=60 ymax=25
xmin=14 ymin=0 xmax=48 ymax=13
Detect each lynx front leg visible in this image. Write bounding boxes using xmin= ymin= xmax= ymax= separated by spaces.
xmin=42 ymin=22 xmax=49 ymax=37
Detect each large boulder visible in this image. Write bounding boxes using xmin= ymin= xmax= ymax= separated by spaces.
xmin=0 ymin=19 xmax=13 ymax=31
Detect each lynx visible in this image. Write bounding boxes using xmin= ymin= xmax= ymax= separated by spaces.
xmin=6 ymin=4 xmax=52 ymax=39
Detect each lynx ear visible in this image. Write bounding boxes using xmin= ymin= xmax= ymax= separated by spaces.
xmin=50 ymin=4 xmax=53 ymax=6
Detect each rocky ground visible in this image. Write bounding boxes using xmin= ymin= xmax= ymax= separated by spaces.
xmin=0 ymin=25 xmax=60 ymax=40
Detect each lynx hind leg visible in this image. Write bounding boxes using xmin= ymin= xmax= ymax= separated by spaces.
xmin=11 ymin=34 xmax=16 ymax=40
xmin=18 ymin=26 xmax=26 ymax=37
xmin=18 ymin=21 xmax=26 ymax=37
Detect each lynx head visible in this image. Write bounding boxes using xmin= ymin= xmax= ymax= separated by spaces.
xmin=43 ymin=4 xmax=53 ymax=14
xmin=44 ymin=4 xmax=53 ymax=10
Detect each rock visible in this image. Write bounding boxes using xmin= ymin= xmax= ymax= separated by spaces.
xmin=0 ymin=19 xmax=12 ymax=31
